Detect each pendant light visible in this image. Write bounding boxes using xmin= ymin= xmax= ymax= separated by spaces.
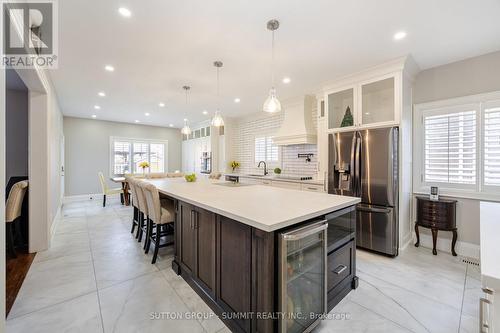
xmin=211 ymin=61 xmax=224 ymax=127
xmin=263 ymin=19 xmax=281 ymax=113
xmin=180 ymin=85 xmax=192 ymax=135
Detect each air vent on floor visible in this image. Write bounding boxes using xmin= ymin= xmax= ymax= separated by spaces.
xmin=461 ymin=257 xmax=480 ymax=266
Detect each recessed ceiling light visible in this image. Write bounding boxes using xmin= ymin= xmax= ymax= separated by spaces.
xmin=183 ymin=118 xmax=188 ymax=121
xmin=135 ymin=120 xmax=140 ymax=123
xmin=234 ymin=98 xmax=241 ymax=103
xmin=393 ymin=31 xmax=407 ymax=41
xmin=91 ymin=114 xmax=97 ymax=118
xmin=159 ymin=102 xmax=165 ymax=107
xmin=98 ymin=91 xmax=106 ymax=97
xmin=94 ymin=105 xmax=101 ymax=110
xmin=282 ymin=77 xmax=291 ymax=84
xmin=169 ymin=124 xmax=174 ymax=127
xmin=145 ymin=112 xmax=150 ymax=116
xmin=118 ymin=7 xmax=132 ymax=17
xmin=202 ymin=110 xmax=208 ymax=115
xmin=104 ymin=65 xmax=115 ymax=72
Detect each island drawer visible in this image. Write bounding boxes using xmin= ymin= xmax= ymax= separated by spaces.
xmin=327 ymin=239 xmax=355 ymax=294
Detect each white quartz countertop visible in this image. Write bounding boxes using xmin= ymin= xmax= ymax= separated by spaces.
xmin=480 ymin=201 xmax=500 ymax=289
xmin=224 ymin=173 xmax=325 ymax=185
xmin=146 ymin=178 xmax=359 ymax=232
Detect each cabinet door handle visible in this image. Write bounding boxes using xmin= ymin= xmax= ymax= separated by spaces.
xmin=190 ymin=210 xmax=195 ymax=229
xmin=333 ymin=264 xmax=347 ymax=275
xmin=480 ymin=297 xmax=491 ymax=333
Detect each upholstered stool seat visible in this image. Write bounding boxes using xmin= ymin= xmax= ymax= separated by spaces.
xmin=139 ymin=182 xmax=175 ymax=264
xmin=5 ymin=180 xmax=29 ymax=257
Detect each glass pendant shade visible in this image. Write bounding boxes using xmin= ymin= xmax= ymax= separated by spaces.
xmin=211 ymin=110 xmax=224 ymax=127
xmin=181 ymin=120 xmax=191 ymax=135
xmin=263 ymin=87 xmax=281 ymax=113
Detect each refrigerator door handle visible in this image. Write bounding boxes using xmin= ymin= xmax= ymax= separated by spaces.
xmin=354 ymin=133 xmax=361 ymax=197
xmin=357 ymin=205 xmax=391 ymax=214
xmin=349 ymin=133 xmax=357 ymax=195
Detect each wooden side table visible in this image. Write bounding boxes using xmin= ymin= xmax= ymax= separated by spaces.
xmin=414 ymin=196 xmax=458 ymax=256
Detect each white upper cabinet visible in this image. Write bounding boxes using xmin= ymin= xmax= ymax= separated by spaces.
xmin=325 ymin=72 xmax=401 ymax=131
xmin=327 ymin=87 xmax=356 ymax=130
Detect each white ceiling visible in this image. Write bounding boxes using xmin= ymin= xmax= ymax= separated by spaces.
xmin=51 ymin=0 xmax=500 ymax=128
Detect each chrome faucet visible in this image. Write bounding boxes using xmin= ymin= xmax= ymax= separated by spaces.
xmin=257 ymin=161 xmax=268 ymax=176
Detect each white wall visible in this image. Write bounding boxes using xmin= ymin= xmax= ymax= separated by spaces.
xmin=5 ymin=88 xmax=28 ymax=181
xmin=230 ymin=103 xmax=319 ymax=177
xmin=412 ymin=50 xmax=500 ymax=257
xmin=63 ymin=117 xmax=182 ymax=196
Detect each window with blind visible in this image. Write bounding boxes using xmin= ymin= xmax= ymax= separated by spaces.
xmin=110 ymin=137 xmax=167 ymax=175
xmin=424 ymin=110 xmax=476 ymax=185
xmin=484 ymin=106 xmax=500 ymax=187
xmin=415 ymin=93 xmax=500 ymax=198
xmin=254 ymin=136 xmax=279 ymax=164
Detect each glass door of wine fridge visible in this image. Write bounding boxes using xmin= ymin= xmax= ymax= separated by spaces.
xmin=279 ymin=220 xmax=328 ymax=333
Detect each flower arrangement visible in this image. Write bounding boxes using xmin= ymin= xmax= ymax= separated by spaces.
xmin=230 ymin=161 xmax=240 ymax=172
xmin=138 ymin=161 xmax=150 ymax=173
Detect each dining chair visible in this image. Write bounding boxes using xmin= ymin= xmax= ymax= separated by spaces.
xmin=134 ymin=179 xmax=149 ymax=243
xmin=98 ymin=172 xmax=123 ymax=207
xmin=5 ymin=180 xmax=29 ymax=257
xmin=140 ymin=182 xmax=175 ymax=264
xmin=125 ymin=175 xmax=139 ymax=236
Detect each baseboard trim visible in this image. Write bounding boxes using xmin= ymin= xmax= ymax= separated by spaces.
xmin=399 ymin=231 xmax=412 ymax=252
xmin=413 ymin=233 xmax=480 ymax=260
xmin=63 ymin=193 xmax=102 ymax=204
xmin=50 ymin=205 xmax=62 ymax=239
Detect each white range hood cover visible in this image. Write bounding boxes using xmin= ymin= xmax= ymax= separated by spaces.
xmin=273 ymin=95 xmax=317 ymax=145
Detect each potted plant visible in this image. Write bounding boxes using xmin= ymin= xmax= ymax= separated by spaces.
xmin=230 ymin=161 xmax=240 ymax=172
xmin=274 ymin=167 xmax=282 ymax=175
xmin=138 ymin=161 xmax=150 ymax=174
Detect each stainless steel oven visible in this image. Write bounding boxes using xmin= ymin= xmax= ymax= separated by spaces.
xmin=278 ymin=220 xmax=328 ymax=333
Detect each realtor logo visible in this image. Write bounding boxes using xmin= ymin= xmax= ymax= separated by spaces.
xmin=2 ymin=0 xmax=58 ymax=68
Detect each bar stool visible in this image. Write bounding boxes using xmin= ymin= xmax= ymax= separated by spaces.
xmin=5 ymin=180 xmax=28 ymax=257
xmin=134 ymin=179 xmax=149 ymax=243
xmin=125 ymin=176 xmax=139 ymax=236
xmin=140 ymin=182 xmax=175 ymax=264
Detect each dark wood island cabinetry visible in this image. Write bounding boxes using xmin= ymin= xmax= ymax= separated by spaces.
xmin=171 ymin=198 xmax=358 ymax=333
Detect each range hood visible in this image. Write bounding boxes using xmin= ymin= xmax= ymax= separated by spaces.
xmin=273 ymin=95 xmax=317 ymax=145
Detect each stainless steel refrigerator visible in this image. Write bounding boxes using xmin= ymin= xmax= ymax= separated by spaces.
xmin=328 ymin=127 xmax=399 ymax=256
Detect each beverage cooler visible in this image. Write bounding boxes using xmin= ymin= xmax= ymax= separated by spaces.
xmin=278 ymin=220 xmax=328 ymax=333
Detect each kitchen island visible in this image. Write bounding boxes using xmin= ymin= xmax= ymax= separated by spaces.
xmin=147 ymin=178 xmax=360 ymax=333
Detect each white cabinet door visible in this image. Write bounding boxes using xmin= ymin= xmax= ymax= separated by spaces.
xmin=317 ymin=116 xmax=328 ymax=182
xmin=301 ymin=183 xmax=325 ymax=192
xmin=325 ymin=86 xmax=357 ymax=131
xmin=271 ymin=181 xmax=301 ymax=190
xmin=359 ymin=73 xmax=399 ymax=128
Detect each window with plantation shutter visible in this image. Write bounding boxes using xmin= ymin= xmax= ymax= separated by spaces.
xmin=484 ymin=106 xmax=500 ymax=187
xmin=110 ymin=137 xmax=168 ymax=175
xmin=113 ymin=141 xmax=131 ymax=174
xmin=254 ymin=136 xmax=279 ymax=164
xmin=416 ymin=93 xmax=500 ymax=199
xmin=423 ymin=110 xmax=476 ymax=185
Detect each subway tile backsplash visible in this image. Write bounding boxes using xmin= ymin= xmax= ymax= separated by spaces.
xmin=232 ymin=104 xmax=319 ymax=178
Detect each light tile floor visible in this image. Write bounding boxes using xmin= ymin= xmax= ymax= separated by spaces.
xmin=7 ymin=198 xmax=480 ymax=333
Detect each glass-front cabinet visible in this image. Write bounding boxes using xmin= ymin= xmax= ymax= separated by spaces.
xmin=325 ymin=73 xmax=399 ymax=131
xmin=360 ymin=76 xmax=396 ymax=126
xmin=327 ymin=87 xmax=355 ymax=130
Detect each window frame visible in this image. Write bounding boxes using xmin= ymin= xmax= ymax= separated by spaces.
xmin=413 ymin=91 xmax=500 ymax=201
xmin=253 ymin=133 xmax=281 ymax=166
xmin=109 ymin=136 xmax=168 ymax=176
